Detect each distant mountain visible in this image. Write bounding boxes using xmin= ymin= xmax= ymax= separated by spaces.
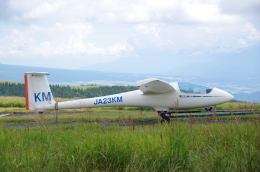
xmin=79 ymin=51 xmax=181 ymax=75
xmin=193 ymin=44 xmax=260 ymax=80
xmin=0 ymin=63 xmax=259 ymax=102
xmin=233 ymin=91 xmax=260 ymax=103
xmin=0 ymin=63 xmax=120 ymax=83
xmin=80 ymin=44 xmax=260 ymax=80
xmin=0 ymin=63 xmax=183 ymax=85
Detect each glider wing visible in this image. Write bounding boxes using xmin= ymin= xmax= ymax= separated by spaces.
xmin=137 ymin=78 xmax=176 ymax=94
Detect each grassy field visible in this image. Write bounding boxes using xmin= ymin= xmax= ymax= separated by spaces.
xmin=0 ymin=96 xmax=260 ymax=124
xmin=71 ymin=85 xmax=102 ymax=90
xmin=0 ymin=80 xmax=21 ymax=83
xmin=0 ymin=120 xmax=259 ymax=171
xmin=0 ymin=96 xmax=260 ymax=171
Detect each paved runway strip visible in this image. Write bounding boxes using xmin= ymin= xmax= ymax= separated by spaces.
xmin=0 ymin=114 xmax=10 ymax=117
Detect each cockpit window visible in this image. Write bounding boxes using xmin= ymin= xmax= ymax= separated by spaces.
xmin=178 ymin=82 xmax=212 ymax=94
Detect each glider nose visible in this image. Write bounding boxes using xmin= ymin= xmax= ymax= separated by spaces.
xmin=214 ymin=88 xmax=234 ymax=102
xmin=225 ymin=91 xmax=234 ymax=102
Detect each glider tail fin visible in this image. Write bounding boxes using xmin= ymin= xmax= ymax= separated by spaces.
xmin=24 ymin=72 xmax=56 ymax=111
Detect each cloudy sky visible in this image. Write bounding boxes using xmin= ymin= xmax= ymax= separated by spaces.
xmin=0 ymin=0 xmax=259 ymax=71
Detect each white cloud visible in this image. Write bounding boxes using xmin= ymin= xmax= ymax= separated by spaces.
xmin=0 ymin=22 xmax=133 ymax=58
xmin=0 ymin=0 xmax=259 ymax=69
xmin=107 ymin=42 xmax=133 ymax=55
xmin=133 ymin=24 xmax=162 ymax=38
xmin=7 ymin=0 xmax=242 ymax=24
xmin=182 ymin=2 xmax=238 ymax=23
xmin=13 ymin=2 xmax=58 ymax=21
xmin=219 ymin=0 xmax=260 ymax=16
xmin=237 ymin=39 xmax=246 ymax=46
xmin=244 ymin=23 xmax=260 ymax=41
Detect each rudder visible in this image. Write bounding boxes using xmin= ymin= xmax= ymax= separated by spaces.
xmin=24 ymin=72 xmax=56 ymax=111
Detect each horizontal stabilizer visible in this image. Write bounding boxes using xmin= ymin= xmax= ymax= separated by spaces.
xmin=137 ymin=78 xmax=175 ymax=94
xmin=25 ymin=72 xmax=50 ymax=76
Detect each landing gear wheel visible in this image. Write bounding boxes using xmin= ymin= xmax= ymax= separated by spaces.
xmin=158 ymin=111 xmax=170 ymax=124
xmin=205 ymin=107 xmax=212 ymax=111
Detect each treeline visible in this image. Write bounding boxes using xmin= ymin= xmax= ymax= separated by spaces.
xmin=0 ymin=82 xmax=138 ymax=98
xmin=0 ymin=82 xmax=25 ymax=97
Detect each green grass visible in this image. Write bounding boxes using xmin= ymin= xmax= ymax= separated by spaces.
xmin=216 ymin=102 xmax=260 ymax=111
xmin=0 ymin=80 xmax=22 ymax=83
xmin=0 ymin=96 xmax=25 ymax=108
xmin=0 ymin=96 xmax=74 ymax=109
xmin=0 ymin=121 xmax=259 ymax=171
xmin=0 ymin=110 xmax=159 ymax=124
xmin=71 ymin=85 xmax=101 ymax=90
xmin=1 ymin=107 xmax=259 ymax=124
xmin=0 ymin=96 xmax=260 ymax=123
xmin=0 ymin=97 xmax=259 ymax=171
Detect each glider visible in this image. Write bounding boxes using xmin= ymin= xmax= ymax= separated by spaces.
xmin=24 ymin=72 xmax=234 ymax=121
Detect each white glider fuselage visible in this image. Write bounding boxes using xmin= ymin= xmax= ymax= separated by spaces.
xmin=24 ymin=72 xmax=234 ymax=112
xmin=58 ymin=84 xmax=233 ymax=112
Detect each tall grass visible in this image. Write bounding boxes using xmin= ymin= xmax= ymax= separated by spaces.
xmin=0 ymin=121 xmax=259 ymax=171
xmin=0 ymin=96 xmax=26 ymax=108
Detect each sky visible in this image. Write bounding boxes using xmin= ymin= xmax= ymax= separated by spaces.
xmin=0 ymin=0 xmax=259 ymax=71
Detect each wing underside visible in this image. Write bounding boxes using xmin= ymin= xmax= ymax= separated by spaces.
xmin=137 ymin=78 xmax=176 ymax=94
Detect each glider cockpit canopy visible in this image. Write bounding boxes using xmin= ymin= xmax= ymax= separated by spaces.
xmin=178 ymin=82 xmax=213 ymax=94
xmin=136 ymin=79 xmax=213 ymax=95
